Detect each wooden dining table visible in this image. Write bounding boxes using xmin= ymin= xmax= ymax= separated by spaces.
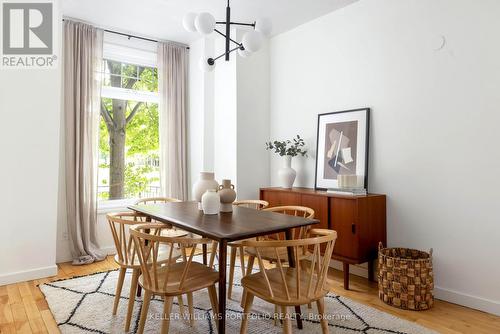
xmin=129 ymin=201 xmax=318 ymax=334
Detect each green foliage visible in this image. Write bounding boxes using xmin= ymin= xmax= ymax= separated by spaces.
xmin=265 ymin=135 xmax=308 ymax=157
xmin=123 ymin=162 xmax=159 ymax=198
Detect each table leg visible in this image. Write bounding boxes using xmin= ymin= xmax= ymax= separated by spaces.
xmin=203 ymin=244 xmax=208 ymax=265
xmin=217 ymin=239 xmax=227 ymax=334
xmin=343 ymin=262 xmax=350 ymax=290
xmin=284 ymin=229 xmax=303 ymax=330
xmin=137 ymin=216 xmax=153 ymax=297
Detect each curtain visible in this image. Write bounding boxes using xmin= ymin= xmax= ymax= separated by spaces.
xmin=158 ymin=42 xmax=188 ymax=200
xmin=63 ymin=20 xmax=105 ymax=265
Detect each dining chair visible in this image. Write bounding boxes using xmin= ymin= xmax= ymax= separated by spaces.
xmin=240 ymin=229 xmax=337 ymax=334
xmin=241 ymin=206 xmax=315 ymax=310
xmin=106 ymin=212 xmax=182 ymax=331
xmin=130 ymin=223 xmax=220 ymax=334
xmin=207 ymin=200 xmax=269 ymax=299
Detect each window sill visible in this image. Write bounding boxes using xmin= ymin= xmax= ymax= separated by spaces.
xmin=97 ymin=198 xmax=138 ymax=214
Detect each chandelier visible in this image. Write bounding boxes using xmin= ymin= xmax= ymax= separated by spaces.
xmin=182 ymin=0 xmax=272 ymax=72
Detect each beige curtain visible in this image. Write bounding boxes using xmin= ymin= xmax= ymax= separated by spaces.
xmin=158 ymin=42 xmax=188 ymax=200
xmin=63 ymin=20 xmax=105 ymax=265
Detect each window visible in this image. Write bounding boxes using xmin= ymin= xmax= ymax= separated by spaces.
xmin=98 ymin=56 xmax=160 ymax=201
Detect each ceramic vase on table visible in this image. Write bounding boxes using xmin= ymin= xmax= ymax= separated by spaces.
xmin=201 ymin=189 xmax=220 ymax=215
xmin=278 ymin=155 xmax=296 ymax=188
xmin=219 ymin=179 xmax=236 ymax=212
xmin=193 ymin=172 xmax=219 ymax=210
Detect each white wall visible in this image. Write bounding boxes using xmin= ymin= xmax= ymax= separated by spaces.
xmin=269 ymin=0 xmax=500 ymax=315
xmin=236 ymin=33 xmax=270 ymax=199
xmin=213 ymin=36 xmax=238 ymax=185
xmin=0 ymin=4 xmax=62 ymax=284
xmin=188 ymin=37 xmax=216 ymax=199
xmin=189 ymin=30 xmax=270 ymax=199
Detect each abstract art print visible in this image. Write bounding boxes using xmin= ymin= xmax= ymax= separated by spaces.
xmin=315 ymin=108 xmax=370 ymax=190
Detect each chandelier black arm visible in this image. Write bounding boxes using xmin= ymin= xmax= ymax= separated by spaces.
xmin=216 ymin=21 xmax=256 ymax=28
xmin=212 ymin=45 xmax=241 ymax=62
xmin=214 ymin=29 xmax=241 ymax=47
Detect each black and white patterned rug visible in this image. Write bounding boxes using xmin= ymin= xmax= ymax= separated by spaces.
xmin=40 ymin=257 xmax=436 ymax=334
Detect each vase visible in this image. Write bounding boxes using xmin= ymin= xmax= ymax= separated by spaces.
xmin=219 ymin=179 xmax=236 ymax=212
xmin=278 ymin=155 xmax=296 ymax=188
xmin=192 ymin=172 xmax=219 ymax=210
xmin=201 ymin=189 xmax=220 ymax=215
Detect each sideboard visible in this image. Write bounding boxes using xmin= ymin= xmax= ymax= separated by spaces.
xmin=260 ymin=187 xmax=386 ymax=290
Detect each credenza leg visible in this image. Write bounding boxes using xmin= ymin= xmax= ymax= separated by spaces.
xmin=368 ymin=260 xmax=375 ymax=282
xmin=343 ymin=262 xmax=349 ymax=290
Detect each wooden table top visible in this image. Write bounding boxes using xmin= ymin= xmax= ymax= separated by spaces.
xmin=128 ymin=201 xmax=319 ymax=241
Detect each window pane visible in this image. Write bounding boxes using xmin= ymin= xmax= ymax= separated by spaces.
xmin=101 ymin=59 xmax=158 ymax=93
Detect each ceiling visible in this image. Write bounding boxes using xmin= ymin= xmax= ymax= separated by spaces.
xmin=62 ymin=0 xmax=358 ymax=44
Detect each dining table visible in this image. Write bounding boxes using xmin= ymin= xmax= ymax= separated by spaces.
xmin=129 ymin=201 xmax=319 ymax=334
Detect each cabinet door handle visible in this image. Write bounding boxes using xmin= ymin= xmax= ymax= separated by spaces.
xmin=351 ymin=224 xmax=356 ymax=234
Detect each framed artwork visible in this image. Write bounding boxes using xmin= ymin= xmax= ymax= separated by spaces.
xmin=314 ymin=108 xmax=370 ymax=190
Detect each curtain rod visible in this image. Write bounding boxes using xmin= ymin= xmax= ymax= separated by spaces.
xmin=62 ymin=18 xmax=190 ymax=50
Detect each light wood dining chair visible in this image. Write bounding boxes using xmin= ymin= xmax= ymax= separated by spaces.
xmin=207 ymin=200 xmax=269 ymax=299
xmin=106 ymin=212 xmax=182 ymax=331
xmin=240 ymin=229 xmax=337 ymax=334
xmin=130 ymin=223 xmax=220 ymax=334
xmin=241 ymin=206 xmax=315 ymax=310
xmin=244 ymin=206 xmax=315 ymax=268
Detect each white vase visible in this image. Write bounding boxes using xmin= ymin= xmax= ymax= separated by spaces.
xmin=192 ymin=172 xmax=219 ymax=210
xmin=278 ymin=155 xmax=296 ymax=188
xmin=201 ymin=189 xmax=220 ymax=215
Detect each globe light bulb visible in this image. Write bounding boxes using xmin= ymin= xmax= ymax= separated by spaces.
xmin=182 ymin=13 xmax=197 ymax=32
xmin=242 ymin=31 xmax=264 ymax=53
xmin=195 ymin=12 xmax=216 ymax=35
xmin=255 ymin=18 xmax=272 ymax=37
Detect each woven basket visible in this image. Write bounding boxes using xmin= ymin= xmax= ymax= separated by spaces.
xmin=378 ymin=242 xmax=434 ymax=311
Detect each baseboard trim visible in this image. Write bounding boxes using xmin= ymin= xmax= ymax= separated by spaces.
xmin=0 ymin=265 xmax=58 ymax=286
xmin=435 ymin=286 xmax=500 ymax=316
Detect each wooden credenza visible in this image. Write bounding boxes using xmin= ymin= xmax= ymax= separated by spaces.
xmin=260 ymin=187 xmax=386 ymax=290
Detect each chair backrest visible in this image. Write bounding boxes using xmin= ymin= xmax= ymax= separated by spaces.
xmin=241 ymin=229 xmax=337 ymax=301
xmin=233 ymin=200 xmax=269 ymax=210
xmin=106 ymin=212 xmax=148 ymax=266
xmin=130 ymin=223 xmax=213 ymax=292
xmin=263 ymin=206 xmax=315 ymax=240
xmin=134 ymin=197 xmax=181 ymax=205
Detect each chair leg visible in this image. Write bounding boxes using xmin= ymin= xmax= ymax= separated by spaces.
xmin=240 ymin=290 xmax=254 ymax=334
xmin=274 ymin=304 xmax=280 ymax=326
xmin=281 ymin=306 xmax=292 ymax=334
xmin=177 ymin=295 xmax=185 ymax=317
xmin=125 ymin=268 xmax=139 ymax=331
xmin=228 ymin=247 xmax=237 ymax=299
xmin=240 ymin=255 xmax=255 ymax=308
xmin=208 ymin=285 xmax=219 ymax=332
xmin=161 ymin=296 xmax=173 ymax=334
xmin=209 ymin=241 xmax=218 ymax=269
xmin=238 ymin=246 xmax=246 ymax=276
xmin=112 ymin=267 xmax=126 ymax=315
xmin=187 ymin=292 xmax=194 ymax=326
xmin=316 ymin=298 xmax=329 ymax=334
xmin=137 ymin=290 xmax=152 ymax=334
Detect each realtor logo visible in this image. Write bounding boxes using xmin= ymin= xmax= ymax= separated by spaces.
xmin=1 ymin=0 xmax=57 ymax=68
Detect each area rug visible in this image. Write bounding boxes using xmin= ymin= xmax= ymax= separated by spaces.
xmin=40 ymin=256 xmax=436 ymax=334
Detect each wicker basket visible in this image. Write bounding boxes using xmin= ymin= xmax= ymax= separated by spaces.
xmin=378 ymin=242 xmax=434 ymax=310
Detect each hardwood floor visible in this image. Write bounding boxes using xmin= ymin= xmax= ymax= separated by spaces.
xmin=0 ymin=255 xmax=499 ymax=334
